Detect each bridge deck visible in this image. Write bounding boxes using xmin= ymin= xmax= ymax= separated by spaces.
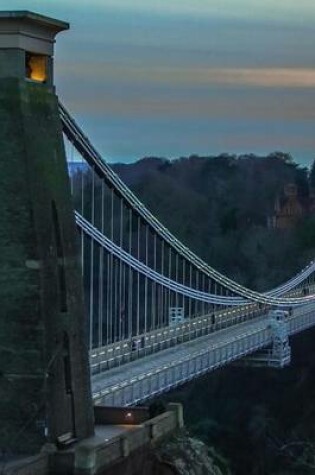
xmin=92 ymin=315 xmax=270 ymax=405
xmin=92 ymin=303 xmax=315 ymax=406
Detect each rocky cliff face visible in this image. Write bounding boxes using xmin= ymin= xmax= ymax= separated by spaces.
xmin=157 ymin=430 xmax=231 ymax=475
xmin=97 ymin=431 xmax=230 ymax=475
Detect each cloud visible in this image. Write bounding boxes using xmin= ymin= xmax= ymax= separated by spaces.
xmin=49 ymin=0 xmax=315 ymax=26
xmin=65 ymin=113 xmax=315 ymax=165
xmin=58 ymin=83 xmax=315 ymax=126
xmin=57 ymin=59 xmax=315 ymax=89
xmin=6 ymin=0 xmax=315 ymax=165
xmin=208 ymin=68 xmax=315 ymax=88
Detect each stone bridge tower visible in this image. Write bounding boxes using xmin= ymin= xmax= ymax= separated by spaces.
xmin=0 ymin=11 xmax=94 ymax=456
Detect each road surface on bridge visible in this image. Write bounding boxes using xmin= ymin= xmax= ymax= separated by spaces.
xmin=92 ymin=313 xmax=270 ymax=402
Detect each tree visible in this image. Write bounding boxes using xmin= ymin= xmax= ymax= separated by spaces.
xmin=309 ymin=159 xmax=315 ymax=190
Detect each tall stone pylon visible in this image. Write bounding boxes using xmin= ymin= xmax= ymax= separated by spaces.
xmin=0 ymin=11 xmax=94 ymax=456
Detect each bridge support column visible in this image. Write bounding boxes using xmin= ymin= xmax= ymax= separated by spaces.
xmin=0 ymin=12 xmax=94 ymax=456
xmin=239 ymin=310 xmax=291 ymax=368
xmin=268 ymin=311 xmax=291 ymax=368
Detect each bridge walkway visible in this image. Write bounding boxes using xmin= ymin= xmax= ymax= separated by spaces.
xmin=92 ymin=314 xmax=270 ymax=406
xmin=92 ymin=302 xmax=315 ymax=407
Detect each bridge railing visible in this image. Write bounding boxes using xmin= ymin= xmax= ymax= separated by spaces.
xmin=93 ymin=320 xmax=272 ymax=406
xmin=89 ymin=303 xmax=267 ymax=374
xmin=92 ymin=302 xmax=315 ymax=406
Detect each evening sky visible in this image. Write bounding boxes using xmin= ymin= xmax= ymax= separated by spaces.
xmin=5 ymin=1 xmax=315 ymax=164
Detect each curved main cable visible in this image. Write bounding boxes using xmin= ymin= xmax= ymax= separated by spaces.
xmin=60 ymin=101 xmax=315 ymax=305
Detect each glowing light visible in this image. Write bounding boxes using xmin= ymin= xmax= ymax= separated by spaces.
xmin=25 ymin=53 xmax=47 ymax=83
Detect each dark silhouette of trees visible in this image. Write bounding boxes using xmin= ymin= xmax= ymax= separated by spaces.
xmin=113 ymin=152 xmax=314 ymax=291
xmin=309 ymin=159 xmax=315 ymax=190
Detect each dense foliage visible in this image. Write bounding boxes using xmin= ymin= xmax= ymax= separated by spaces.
xmin=113 ymin=152 xmax=315 ymax=475
xmin=113 ymin=152 xmax=314 ymax=291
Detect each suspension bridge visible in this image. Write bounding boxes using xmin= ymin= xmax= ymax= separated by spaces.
xmin=60 ymin=102 xmax=315 ymax=406
xmin=1 ymin=10 xmax=315 ymax=464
